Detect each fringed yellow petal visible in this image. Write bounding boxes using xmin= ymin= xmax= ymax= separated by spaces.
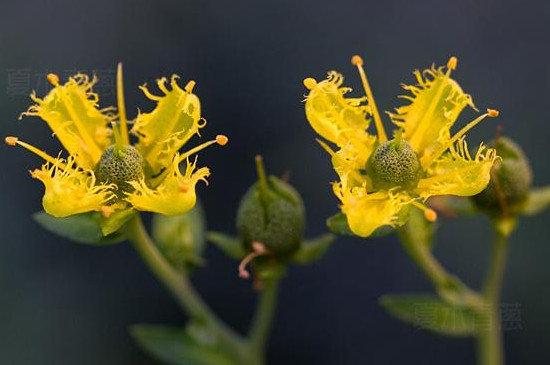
xmin=334 ymin=183 xmax=408 ymax=237
xmin=132 ymin=75 xmax=203 ymax=175
xmin=31 ymin=156 xmax=115 ymax=217
xmin=21 ymin=74 xmax=112 ymax=169
xmin=390 ymin=61 xmax=474 ymax=159
xmin=304 ymin=72 xmax=372 ymax=146
xmin=415 ymin=139 xmax=498 ymax=199
xmin=125 ymin=155 xmax=209 ymax=216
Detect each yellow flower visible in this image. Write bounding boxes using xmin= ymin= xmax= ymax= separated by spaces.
xmin=304 ymin=56 xmax=499 ymax=237
xmin=6 ymin=64 xmax=227 ymax=233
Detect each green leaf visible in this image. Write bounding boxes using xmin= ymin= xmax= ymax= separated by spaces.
xmin=33 ymin=211 xmax=124 ymax=245
xmin=379 ymin=294 xmax=479 ymax=337
xmin=326 ymin=213 xmax=354 ymax=236
xmin=291 ymin=234 xmax=335 ymax=264
xmin=327 ymin=213 xmax=394 ymax=237
xmin=152 ymin=203 xmax=207 ymax=270
xmin=397 ymin=206 xmax=436 ymax=249
xmin=99 ymin=208 xmax=137 ymax=236
xmin=131 ymin=324 xmax=236 ymax=365
xmin=207 ymin=232 xmax=245 ymax=259
xmin=523 ymin=186 xmax=550 ymax=216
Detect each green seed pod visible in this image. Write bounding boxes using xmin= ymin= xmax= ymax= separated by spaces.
xmin=96 ymin=145 xmax=145 ymax=192
xmin=367 ymin=138 xmax=422 ymax=190
xmin=236 ymin=157 xmax=304 ymax=258
xmin=472 ymin=136 xmax=532 ymax=217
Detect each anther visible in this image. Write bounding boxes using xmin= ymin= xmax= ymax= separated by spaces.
xmin=185 ymin=80 xmax=196 ymax=93
xmin=351 ymin=55 xmax=364 ymax=66
xmin=303 ymin=77 xmax=317 ymax=90
xmin=216 ymin=134 xmax=229 ymax=146
xmin=447 ymin=57 xmax=458 ymax=71
xmin=424 ymin=208 xmax=438 ymax=222
xmin=5 ymin=136 xmax=18 ymax=146
xmin=47 ymin=73 xmax=59 ymax=86
xmin=411 ymin=201 xmax=438 ymax=222
xmin=487 ymin=109 xmax=500 ymax=118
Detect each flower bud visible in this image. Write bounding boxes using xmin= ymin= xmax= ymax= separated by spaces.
xmin=472 ymin=136 xmax=532 ymax=217
xmin=152 ymin=203 xmax=206 ymax=271
xmin=96 ymin=145 xmax=145 ymax=192
xmin=367 ymin=138 xmax=422 ymax=190
xmin=236 ymin=157 xmax=304 ymax=257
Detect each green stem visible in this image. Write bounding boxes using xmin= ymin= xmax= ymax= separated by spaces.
xmin=476 ymin=310 xmax=504 ymax=365
xmin=249 ymin=277 xmax=281 ymax=355
xmin=477 ymin=228 xmax=510 ymax=365
xmin=398 ymin=228 xmax=484 ymax=308
xmin=124 ymin=215 xmax=245 ymax=354
xmin=482 ymin=230 xmax=509 ymax=305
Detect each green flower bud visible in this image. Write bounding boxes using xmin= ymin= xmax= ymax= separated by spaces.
xmin=236 ymin=157 xmax=304 ymax=258
xmin=96 ymin=145 xmax=145 ymax=192
xmin=152 ymin=203 xmax=206 ymax=271
xmin=367 ymin=138 xmax=422 ymax=190
xmin=472 ymin=136 xmax=532 ymax=217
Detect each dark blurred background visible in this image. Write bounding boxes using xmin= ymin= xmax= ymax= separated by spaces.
xmin=1 ymin=0 xmax=549 ymax=364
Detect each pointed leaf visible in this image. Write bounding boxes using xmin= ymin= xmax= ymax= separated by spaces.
xmin=33 ymin=211 xmax=124 ymax=245
xmin=379 ymin=294 xmax=479 ymax=337
xmin=99 ymin=208 xmax=136 ymax=236
xmin=291 ymin=234 xmax=335 ymax=264
xmin=326 ymin=213 xmax=353 ymax=236
xmin=523 ymin=186 xmax=550 ymax=216
xmin=131 ymin=324 xmax=235 ymax=365
xmin=207 ymin=232 xmax=245 ymax=259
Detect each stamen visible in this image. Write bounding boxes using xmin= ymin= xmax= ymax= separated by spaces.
xmin=447 ymin=56 xmax=458 ymax=71
xmin=303 ymin=77 xmax=317 ymax=90
xmin=411 ymin=200 xmax=438 ymax=222
xmin=351 ymin=55 xmax=388 ymax=142
xmin=116 ymin=63 xmax=130 ymax=145
xmin=177 ymin=135 xmax=229 ymax=163
xmin=426 ymin=109 xmax=499 ymax=165
xmin=46 ymin=73 xmax=59 ymax=86
xmin=5 ymin=136 xmax=67 ymax=169
xmin=238 ymin=241 xmax=268 ymax=279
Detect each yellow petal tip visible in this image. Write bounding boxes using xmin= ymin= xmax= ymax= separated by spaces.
xmin=487 ymin=109 xmax=499 ymax=117
xmin=216 ymin=134 xmax=229 ymax=146
xmin=46 ymin=73 xmax=59 ymax=86
xmin=303 ymin=77 xmax=317 ymax=90
xmin=185 ymin=80 xmax=196 ymax=93
xmin=447 ymin=57 xmax=458 ymax=70
xmin=5 ymin=136 xmax=18 ymax=146
xmin=351 ymin=55 xmax=364 ymax=66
